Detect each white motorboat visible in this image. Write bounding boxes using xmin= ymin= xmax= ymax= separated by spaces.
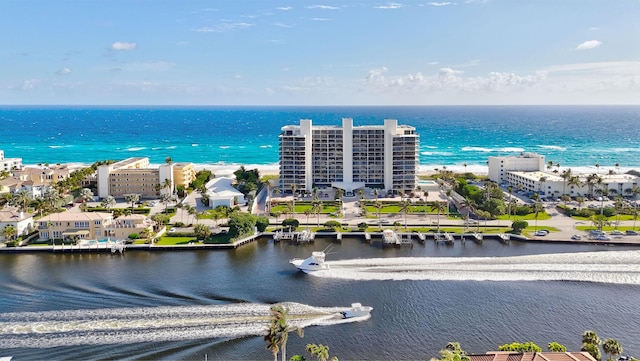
xmin=290 ymin=250 xmax=329 ymax=273
xmin=340 ymin=303 xmax=373 ymax=319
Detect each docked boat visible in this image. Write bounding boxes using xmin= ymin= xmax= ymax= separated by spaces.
xmin=382 ymin=229 xmax=400 ymax=245
xmin=289 ymin=249 xmax=329 ymax=273
xmin=340 ymin=303 xmax=373 ymax=319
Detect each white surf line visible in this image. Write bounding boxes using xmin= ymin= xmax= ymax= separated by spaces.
xmin=0 ymin=302 xmax=365 ymax=349
xmin=309 ymin=250 xmax=640 ymax=285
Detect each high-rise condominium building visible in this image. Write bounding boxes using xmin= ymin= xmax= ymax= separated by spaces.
xmin=279 ymin=118 xmax=419 ymax=194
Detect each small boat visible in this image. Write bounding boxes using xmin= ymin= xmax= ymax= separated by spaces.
xmin=340 ymin=303 xmax=373 ymax=319
xmin=289 ymin=248 xmax=330 ymax=273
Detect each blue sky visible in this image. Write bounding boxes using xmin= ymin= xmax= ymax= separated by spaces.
xmin=2 ymin=0 xmax=639 ymax=105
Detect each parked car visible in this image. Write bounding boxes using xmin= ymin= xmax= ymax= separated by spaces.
xmin=534 ymin=230 xmax=548 ymax=236
xmin=625 ymin=230 xmax=638 ymax=236
xmin=610 ymin=230 xmax=624 ymax=236
xmin=169 ymin=227 xmax=176 ymax=232
xmin=595 ymin=235 xmax=611 ymax=241
xmin=380 ymin=218 xmax=390 ymax=224
xmin=571 ymin=234 xmax=582 ymax=240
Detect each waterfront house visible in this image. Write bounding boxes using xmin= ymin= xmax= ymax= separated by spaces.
xmin=105 ymin=214 xmax=154 ymax=239
xmin=37 ymin=212 xmax=114 ymax=242
xmin=0 ymin=209 xmax=34 ymax=241
xmin=205 ymin=176 xmax=246 ymax=208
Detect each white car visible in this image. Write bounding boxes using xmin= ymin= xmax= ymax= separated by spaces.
xmin=571 ymin=234 xmax=582 ymax=240
xmin=169 ymin=227 xmax=176 ymax=232
xmin=610 ymin=230 xmax=624 ymax=236
xmin=595 ymin=235 xmax=611 ymax=241
xmin=534 ymin=230 xmax=548 ymax=236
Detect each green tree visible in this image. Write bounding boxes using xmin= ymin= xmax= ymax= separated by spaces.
xmin=548 ymin=342 xmax=567 ymax=352
xmin=255 ymin=216 xmax=270 ymax=232
xmin=399 ymin=200 xmax=411 ymax=230
xmin=12 ymin=190 xmax=31 ymax=212
xmin=511 ymin=220 xmax=528 ymax=234
xmin=582 ymin=330 xmax=602 ymax=361
xmin=323 ymin=220 xmax=342 ymax=231
xmin=228 ymin=212 xmax=257 ymax=237
xmin=78 ymin=188 xmax=94 ymax=203
xmin=433 ymin=201 xmax=447 ymax=233
xmin=2 ymin=225 xmax=17 ymax=242
xmin=194 ymin=224 xmax=211 ymax=240
xmin=602 ymin=339 xmax=623 ymax=361
xmin=124 ymin=193 xmax=140 ymax=214
xmin=431 ymin=342 xmax=470 ymax=361
xmin=266 ymin=305 xmax=304 ymax=361
xmin=498 ymin=342 xmax=542 ymax=352
xmin=305 ymin=343 xmax=338 ymax=361
xmin=101 ymin=195 xmax=116 ymax=212
xmin=282 ymin=218 xmax=300 ymax=231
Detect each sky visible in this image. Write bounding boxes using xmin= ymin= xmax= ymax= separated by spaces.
xmin=1 ymin=0 xmax=640 ymax=105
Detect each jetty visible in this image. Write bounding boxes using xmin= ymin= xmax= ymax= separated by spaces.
xmin=296 ymin=229 xmax=315 ymax=243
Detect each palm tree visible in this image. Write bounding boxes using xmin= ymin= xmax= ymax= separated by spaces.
xmin=78 ymin=188 xmax=94 ymax=203
xmin=312 ymin=199 xmax=323 ymax=227
xmin=595 ymin=162 xmax=601 ymax=174
xmin=267 ymin=305 xmax=304 ymax=361
xmin=304 ymin=208 xmax=312 ymax=229
xmin=264 ymin=322 xmax=280 ymax=361
xmin=306 ymin=343 xmax=338 ymax=361
xmin=290 ymin=183 xmax=297 ymax=212
xmin=373 ymin=200 xmax=383 ymax=229
xmin=602 ymin=339 xmax=623 ymax=361
xmin=124 ymin=193 xmax=140 ymax=214
xmin=163 ymin=177 xmax=173 ymax=195
xmin=581 ymin=330 xmax=602 ymax=361
xmin=164 ymin=156 xmax=172 ymax=165
xmin=12 ymin=190 xmax=31 ymax=212
xmin=533 ymin=202 xmax=544 ymax=230
xmin=2 ymin=225 xmax=17 ymax=242
xmin=433 ymin=201 xmax=447 ymax=233
xmin=31 ymin=196 xmax=47 ymax=217
xmin=399 ymin=200 xmax=411 ymax=230
xmin=101 ymin=195 xmax=116 ymax=213
xmin=561 ymin=169 xmax=572 ymax=203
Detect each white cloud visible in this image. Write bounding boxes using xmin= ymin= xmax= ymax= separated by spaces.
xmin=56 ymin=67 xmax=71 ymax=75
xmin=575 ymin=40 xmax=602 ymax=50
xmin=428 ymin=2 xmax=455 ymax=6
xmin=375 ymin=2 xmax=403 ymax=9
xmin=21 ymin=79 xmax=41 ymax=90
xmin=307 ymin=5 xmax=339 ymax=10
xmin=119 ymin=61 xmax=175 ymax=72
xmin=110 ymin=41 xmax=137 ymax=51
xmin=273 ymin=22 xmax=293 ymax=28
xmin=427 ymin=61 xmax=439 ymax=65
xmin=312 ymin=18 xmax=330 ymax=21
xmin=588 ymin=27 xmax=600 ymax=31
xmin=193 ymin=22 xmax=253 ymax=32
xmin=276 ymin=6 xmax=293 ymax=10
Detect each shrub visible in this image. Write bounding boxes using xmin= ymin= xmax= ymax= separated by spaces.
xmin=174 ymin=222 xmax=185 ymax=227
xmin=323 ymin=220 xmax=342 ymax=230
xmin=357 ymin=222 xmax=369 ymax=231
xmin=511 ymin=220 xmax=528 ymax=234
xmin=128 ymin=233 xmax=140 ymax=240
xmin=255 ymin=216 xmax=269 ymax=232
xmin=281 ymin=218 xmax=300 ymax=230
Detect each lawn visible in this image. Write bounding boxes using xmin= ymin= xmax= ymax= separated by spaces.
xmin=156 ymin=236 xmax=197 ymax=245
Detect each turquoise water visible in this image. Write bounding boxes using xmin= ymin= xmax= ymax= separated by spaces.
xmin=1 ymin=105 xmax=639 ymax=173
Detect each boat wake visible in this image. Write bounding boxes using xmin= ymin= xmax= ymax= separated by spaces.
xmin=310 ymin=250 xmax=640 ymax=285
xmin=0 ymin=302 xmax=357 ymax=349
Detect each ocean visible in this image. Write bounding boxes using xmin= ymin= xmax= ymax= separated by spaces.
xmin=1 ymin=105 xmax=639 ymax=174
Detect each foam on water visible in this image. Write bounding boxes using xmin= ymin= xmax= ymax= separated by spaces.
xmin=309 ymin=250 xmax=640 ymax=284
xmin=0 ymin=302 xmax=362 ymax=349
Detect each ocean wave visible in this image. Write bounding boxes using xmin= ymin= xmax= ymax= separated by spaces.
xmin=260 ymin=145 xmax=273 ymax=148
xmin=538 ymin=145 xmax=567 ymax=151
xmin=166 ymin=146 xmax=177 ymax=149
xmin=220 ymin=146 xmax=230 ymax=149
xmin=48 ymin=145 xmax=71 ymax=149
xmin=461 ymin=146 xmax=493 ymax=152
xmin=421 ymin=151 xmax=454 ymax=156
xmin=192 ymin=143 xmax=198 ymax=147
xmin=496 ymin=147 xmax=524 ymax=152
xmin=125 ymin=147 xmax=146 ymax=152
xmin=424 ymin=145 xmax=438 ymax=149
xmin=151 ymin=147 xmax=162 ymax=150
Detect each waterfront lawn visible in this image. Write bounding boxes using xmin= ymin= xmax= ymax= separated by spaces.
xmin=497 ymin=212 xmax=551 ymax=221
xmin=575 ymin=225 xmax=640 ymax=232
xmin=156 ymin=236 xmax=197 ymax=245
xmin=271 ymin=202 xmax=341 ymax=215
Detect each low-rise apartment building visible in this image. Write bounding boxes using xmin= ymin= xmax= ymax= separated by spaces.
xmin=97 ymin=158 xmax=196 ymax=199
xmin=0 ymin=150 xmax=23 ymax=172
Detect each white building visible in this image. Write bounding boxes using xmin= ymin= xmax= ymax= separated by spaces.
xmin=279 ymin=118 xmax=419 ymax=194
xmin=97 ymin=158 xmax=174 ymax=199
xmin=491 ymin=154 xmax=640 ymax=199
xmin=0 ymin=150 xmax=23 ymax=172
xmin=0 ymin=209 xmax=34 ymax=241
xmin=206 ymin=177 xmax=246 ymax=208
xmin=488 ymin=153 xmax=545 ymax=185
